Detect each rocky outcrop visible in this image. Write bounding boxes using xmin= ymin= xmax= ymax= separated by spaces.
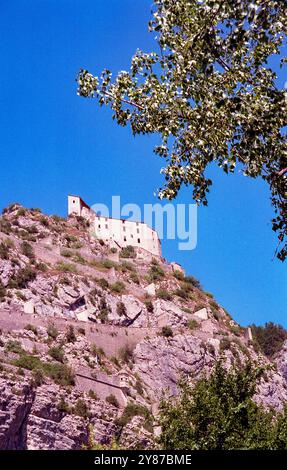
xmin=0 ymin=204 xmax=287 ymax=449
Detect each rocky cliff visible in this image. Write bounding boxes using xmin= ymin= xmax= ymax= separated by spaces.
xmin=0 ymin=203 xmax=286 ymax=449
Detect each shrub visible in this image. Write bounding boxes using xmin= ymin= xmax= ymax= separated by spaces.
xmin=56 ymin=262 xmax=78 ymax=274
xmin=47 ymin=322 xmax=59 ymax=339
xmin=101 ymin=259 xmax=116 ymax=269
xmin=78 ymin=327 xmax=86 ymax=335
xmin=116 ymin=402 xmax=152 ymax=429
xmin=45 ymin=362 xmax=75 ymax=386
xmin=21 ymin=241 xmax=34 ymax=260
xmin=117 ymin=301 xmax=127 ymax=317
xmin=119 ymin=344 xmax=134 ymax=364
xmin=5 ymin=340 xmax=24 ymax=354
xmin=156 ymin=289 xmax=172 ymax=300
xmin=188 ymin=319 xmax=199 ymax=331
xmin=173 ymin=270 xmax=184 ymax=281
xmin=66 ymin=325 xmax=76 ymax=343
xmin=74 ymin=399 xmax=90 ymax=419
xmin=60 ymin=249 xmax=73 ymax=258
xmin=12 ymin=354 xmax=74 ymax=386
xmin=105 ymin=394 xmax=119 ymax=408
xmin=220 ymin=338 xmax=231 ymax=352
xmin=157 ymin=362 xmax=286 ymax=450
xmin=148 ymin=264 xmax=165 ymax=282
xmin=184 ymin=275 xmax=201 ymax=289
xmin=120 ymin=245 xmax=136 ymax=259
xmin=0 ymin=241 xmax=10 ymax=260
xmin=250 ymin=322 xmax=287 ymax=358
xmin=130 ymin=272 xmax=140 ymax=284
xmin=97 ymin=278 xmax=109 ymax=290
xmin=161 ymin=326 xmax=173 ymax=338
xmin=25 ymin=324 xmax=38 ymax=335
xmin=90 ymin=344 xmax=105 ymax=361
xmin=31 ymin=368 xmax=44 ymax=387
xmin=88 ymin=390 xmax=98 ymax=400
xmin=57 ymin=397 xmax=71 ymax=413
xmin=144 ymin=299 xmax=154 ymax=312
xmin=98 ymin=296 xmax=110 ymax=323
xmin=120 ymin=261 xmax=136 ymax=272
xmin=110 ymin=247 xmax=117 ymax=254
xmin=0 ymin=282 xmax=6 ymax=301
xmin=8 ymin=266 xmax=36 ymax=289
xmin=0 ymin=219 xmax=12 ymax=234
xmin=174 ymin=288 xmax=189 ymax=300
xmin=110 ymin=281 xmax=125 ymax=294
xmin=48 ymin=346 xmax=65 ymax=363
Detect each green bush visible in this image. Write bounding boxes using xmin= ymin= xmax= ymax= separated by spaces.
xmin=97 ymin=278 xmax=109 ymax=290
xmin=174 ymin=287 xmax=189 ymax=299
xmin=5 ymin=340 xmax=24 ymax=354
xmin=0 ymin=241 xmax=10 ymax=260
xmin=173 ymin=270 xmax=184 ymax=281
xmin=110 ymin=281 xmax=125 ymax=294
xmin=8 ymin=266 xmax=36 ymax=289
xmin=120 ymin=245 xmax=136 ymax=259
xmin=220 ymin=338 xmax=231 ymax=352
xmin=156 ymin=289 xmax=172 ymax=300
xmin=144 ymin=299 xmax=154 ymax=312
xmin=184 ymin=275 xmax=201 ymax=289
xmin=25 ymin=324 xmax=38 ymax=335
xmin=57 ymin=397 xmax=71 ymax=413
xmin=105 ymin=394 xmax=119 ymax=408
xmin=157 ymin=361 xmax=287 ymax=450
xmin=66 ymin=325 xmax=76 ymax=343
xmin=0 ymin=281 xmax=6 ymax=301
xmin=119 ymin=345 xmax=134 ymax=364
xmin=88 ymin=389 xmax=98 ymax=400
xmin=188 ymin=319 xmax=199 ymax=331
xmin=56 ymin=262 xmax=78 ymax=274
xmin=130 ymin=272 xmax=140 ymax=284
xmin=21 ymin=241 xmax=35 ymax=260
xmin=117 ymin=301 xmax=127 ymax=317
xmin=148 ymin=264 xmax=165 ymax=282
xmin=14 ymin=354 xmax=75 ymax=386
xmin=101 ymin=259 xmax=116 ymax=269
xmin=74 ymin=399 xmax=90 ymax=418
xmin=116 ymin=402 xmax=153 ymax=429
xmin=161 ymin=326 xmax=173 ymax=338
xmin=47 ymin=322 xmax=59 ymax=339
xmin=48 ymin=346 xmax=65 ymax=363
xmin=250 ymin=322 xmax=287 ymax=358
xmin=90 ymin=344 xmax=105 ymax=361
xmin=31 ymin=368 xmax=44 ymax=387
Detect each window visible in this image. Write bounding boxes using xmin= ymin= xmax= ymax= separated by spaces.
xmin=123 ymin=227 xmax=126 ymax=232
xmin=137 ymin=228 xmax=140 ymax=233
xmin=138 ymin=238 xmax=140 ymax=243
xmin=131 ymin=234 xmax=133 ymax=238
xmin=72 ymin=199 xmax=75 ymax=204
xmin=124 ymin=236 xmax=127 ymax=242
xmin=98 ymin=224 xmax=101 ymax=229
xmin=105 ymin=224 xmax=108 ymax=229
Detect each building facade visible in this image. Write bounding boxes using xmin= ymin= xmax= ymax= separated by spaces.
xmin=68 ymin=195 xmax=162 ymax=258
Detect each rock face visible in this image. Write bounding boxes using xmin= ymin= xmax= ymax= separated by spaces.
xmin=0 ymin=204 xmax=287 ymax=449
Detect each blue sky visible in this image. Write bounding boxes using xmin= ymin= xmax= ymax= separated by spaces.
xmin=0 ymin=0 xmax=286 ymax=327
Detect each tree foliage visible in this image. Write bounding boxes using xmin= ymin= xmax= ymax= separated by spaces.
xmin=77 ymin=0 xmax=287 ymax=260
xmin=251 ymin=321 xmax=287 ymax=358
xmin=157 ymin=361 xmax=287 ymax=449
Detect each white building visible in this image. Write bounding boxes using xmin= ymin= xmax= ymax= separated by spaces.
xmin=68 ymin=195 xmax=162 ymax=258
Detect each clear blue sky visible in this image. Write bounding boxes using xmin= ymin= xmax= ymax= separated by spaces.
xmin=0 ymin=0 xmax=286 ymax=327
